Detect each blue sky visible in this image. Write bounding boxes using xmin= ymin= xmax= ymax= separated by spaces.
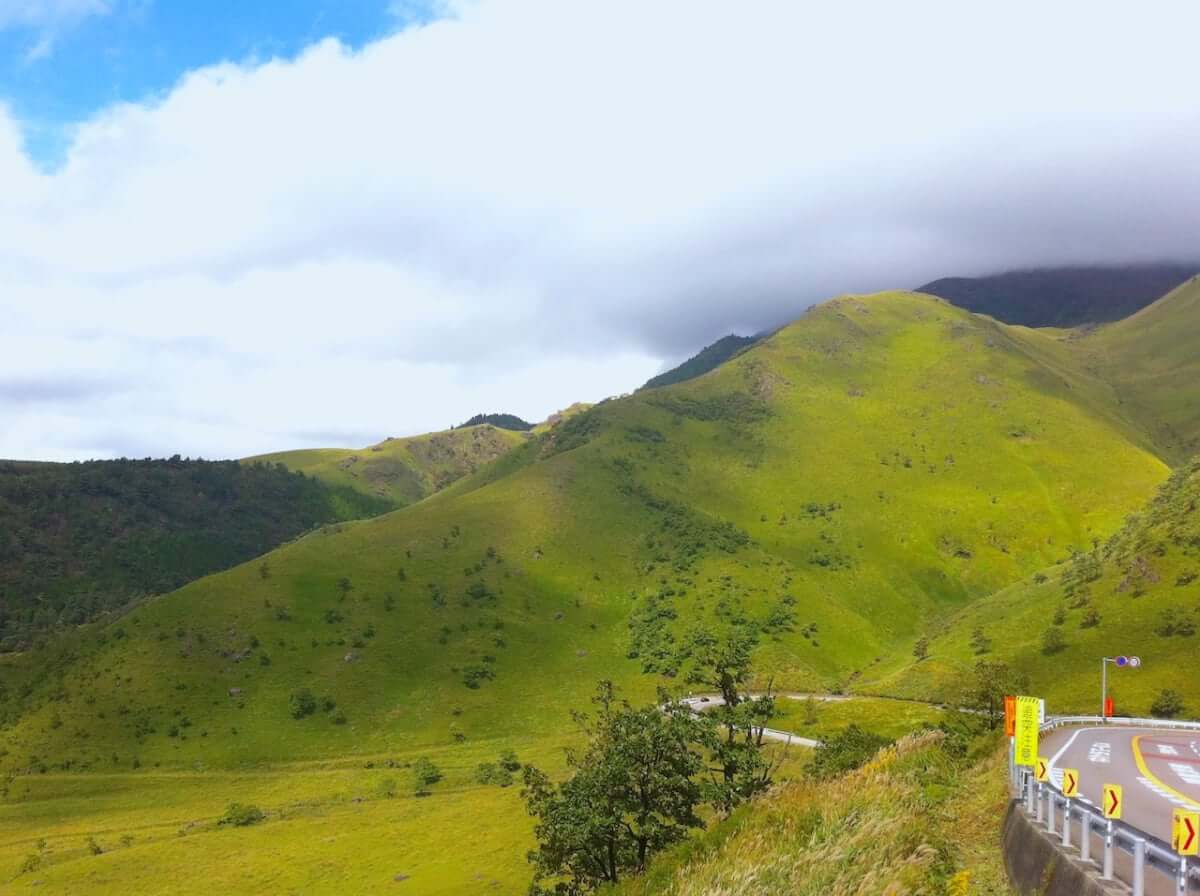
xmin=0 ymin=0 xmax=438 ymax=168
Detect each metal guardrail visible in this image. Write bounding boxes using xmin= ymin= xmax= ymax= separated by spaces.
xmin=1011 ymin=715 xmax=1200 ymax=895
xmin=1040 ymin=714 xmax=1200 ymax=734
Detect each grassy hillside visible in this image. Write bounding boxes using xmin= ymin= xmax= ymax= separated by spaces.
xmin=0 ymin=289 xmax=1185 ymax=892
xmin=0 ymin=459 xmax=391 ymax=652
xmin=877 ymin=454 xmax=1200 ymax=715
xmin=611 ymin=731 xmax=1013 ymax=896
xmin=1067 ymin=275 xmax=1200 ymax=462
xmin=244 ymin=424 xmax=527 ymax=507
xmin=920 ymin=263 xmax=1198 ymax=328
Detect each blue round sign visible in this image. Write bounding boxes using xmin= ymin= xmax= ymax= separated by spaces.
xmin=1115 ymin=655 xmax=1128 ymax=666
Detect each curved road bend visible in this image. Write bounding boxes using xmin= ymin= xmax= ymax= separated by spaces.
xmin=1042 ymin=725 xmax=1200 ymax=844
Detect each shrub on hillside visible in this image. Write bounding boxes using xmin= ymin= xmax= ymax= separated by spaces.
xmin=498 ymin=749 xmax=521 ymax=772
xmin=475 ymin=762 xmax=513 ymax=787
xmin=218 ymin=802 xmax=265 ymax=827
xmin=1151 ymin=689 xmax=1186 ymax=719
xmin=461 ymin=664 xmax=496 ymax=689
xmin=289 ymin=688 xmax=317 ymax=719
xmin=1041 ymin=627 xmax=1066 ymax=654
xmin=1155 ymin=607 xmax=1195 ymax=637
xmin=412 ymin=757 xmax=442 ymax=795
xmin=805 ymin=725 xmax=891 ymax=779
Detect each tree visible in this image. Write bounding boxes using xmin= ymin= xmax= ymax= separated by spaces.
xmin=1041 ymin=627 xmax=1066 ymax=655
xmin=522 ymin=682 xmax=704 ymax=893
xmin=1151 ymin=689 xmax=1186 ymax=719
xmin=336 ymin=577 xmax=354 ymax=601
xmin=685 ymin=625 xmax=780 ymax=814
xmin=412 ymin=757 xmax=442 ymax=795
xmin=913 ymin=637 xmax=929 ymax=661
xmin=964 ymin=660 xmax=1029 ymax=730
xmin=969 ymin=626 xmax=991 ymax=655
xmin=802 ymin=696 xmax=819 ymax=725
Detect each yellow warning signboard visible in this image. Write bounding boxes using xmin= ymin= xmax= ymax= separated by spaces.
xmin=1035 ymin=757 xmax=1049 ymax=782
xmin=1103 ymin=784 xmax=1122 ymax=819
xmin=1014 ymin=695 xmax=1040 ymax=766
xmin=1174 ymin=810 xmax=1199 ymax=856
xmin=1062 ymin=768 xmax=1080 ymax=798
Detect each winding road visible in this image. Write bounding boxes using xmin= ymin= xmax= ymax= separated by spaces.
xmin=679 ymin=694 xmax=824 ymax=747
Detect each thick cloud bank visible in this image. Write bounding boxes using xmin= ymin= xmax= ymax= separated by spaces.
xmin=3 ymin=0 xmax=1199 ymax=459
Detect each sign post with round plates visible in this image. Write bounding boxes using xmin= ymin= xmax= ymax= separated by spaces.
xmin=1101 ymin=655 xmax=1142 ymax=722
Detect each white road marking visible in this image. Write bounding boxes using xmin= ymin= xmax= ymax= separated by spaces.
xmin=1170 ymin=762 xmax=1200 ymax=786
xmin=1159 ymin=744 xmax=1179 ymax=756
xmin=1137 ymin=775 xmax=1195 ymax=808
xmin=1088 ymin=742 xmax=1111 ymax=764
xmin=1049 ymin=726 xmax=1091 ymax=768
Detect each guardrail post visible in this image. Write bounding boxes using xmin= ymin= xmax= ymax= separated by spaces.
xmin=1034 ymin=782 xmax=1042 ymax=822
xmin=1102 ymin=820 xmax=1114 ymax=880
xmin=1080 ymin=809 xmax=1091 ymax=863
xmin=1132 ymin=837 xmax=1146 ymax=896
xmin=1047 ymin=794 xmax=1056 ymax=835
xmin=1062 ymin=801 xmax=1071 ymax=849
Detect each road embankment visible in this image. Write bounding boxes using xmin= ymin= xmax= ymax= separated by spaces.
xmin=1002 ymin=801 xmax=1118 ymax=895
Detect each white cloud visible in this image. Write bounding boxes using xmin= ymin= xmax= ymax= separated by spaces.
xmin=0 ymin=0 xmax=108 ymax=30
xmin=3 ymin=0 xmax=1200 ymax=459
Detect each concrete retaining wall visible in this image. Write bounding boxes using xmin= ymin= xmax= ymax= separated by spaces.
xmin=1002 ymin=801 xmax=1126 ymax=895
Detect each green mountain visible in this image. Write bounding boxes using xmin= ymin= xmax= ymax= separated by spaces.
xmin=244 ymin=424 xmax=528 ymax=506
xmin=639 ymin=334 xmax=759 ymax=390
xmin=4 ymin=287 xmax=1197 ymax=892
xmin=454 ymin=413 xmax=533 ymax=432
xmin=0 ymin=458 xmax=391 ymax=652
xmin=920 ymin=262 xmax=1198 ymax=328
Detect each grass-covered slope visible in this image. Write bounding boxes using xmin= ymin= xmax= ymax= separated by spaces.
xmin=612 ymin=731 xmax=1013 ymax=896
xmin=244 ymin=424 xmax=527 ymax=507
xmin=0 ymin=458 xmax=392 ymax=652
xmin=878 ymin=455 xmax=1200 ymax=714
xmin=1068 ymin=275 xmax=1200 ymax=462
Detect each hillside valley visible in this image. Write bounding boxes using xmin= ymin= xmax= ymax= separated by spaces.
xmin=4 ymin=285 xmax=1200 ymax=891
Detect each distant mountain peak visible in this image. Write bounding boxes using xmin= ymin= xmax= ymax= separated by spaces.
xmin=639 ymin=333 xmax=760 ymax=391
xmin=455 ymin=413 xmax=533 ymax=432
xmin=919 ymin=262 xmax=1199 ymax=328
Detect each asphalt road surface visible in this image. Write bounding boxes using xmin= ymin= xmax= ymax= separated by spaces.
xmin=1041 ymin=724 xmax=1200 ymax=893
xmin=1041 ymin=724 xmax=1200 ymax=843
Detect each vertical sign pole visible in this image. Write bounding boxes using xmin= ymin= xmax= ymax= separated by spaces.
xmin=1101 ymin=657 xmax=1108 ymax=723
xmin=1103 ymin=820 xmax=1114 ymax=879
